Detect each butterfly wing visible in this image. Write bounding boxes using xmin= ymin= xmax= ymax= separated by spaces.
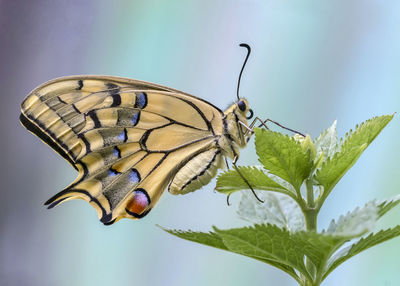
xmin=20 ymin=76 xmax=225 ymax=224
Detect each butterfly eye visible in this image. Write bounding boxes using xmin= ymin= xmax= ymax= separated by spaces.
xmin=237 ymin=100 xmax=246 ymax=111
xmin=246 ymin=108 xmax=254 ymax=119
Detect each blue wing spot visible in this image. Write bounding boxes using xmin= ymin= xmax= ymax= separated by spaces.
xmin=134 ymin=189 xmax=150 ymax=204
xmin=131 ymin=111 xmax=140 ymax=126
xmin=108 ymin=168 xmax=121 ymax=177
xmin=129 ymin=168 xmax=141 ymax=183
xmin=113 ymin=146 xmax=121 ymax=158
xmin=117 ymin=129 xmax=128 ymax=142
xmin=135 ymin=92 xmax=147 ymax=109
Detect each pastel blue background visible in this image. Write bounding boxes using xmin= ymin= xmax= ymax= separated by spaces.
xmin=1 ymin=1 xmax=399 ymax=285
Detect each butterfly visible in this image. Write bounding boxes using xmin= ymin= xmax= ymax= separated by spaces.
xmin=20 ymin=44 xmax=256 ymax=225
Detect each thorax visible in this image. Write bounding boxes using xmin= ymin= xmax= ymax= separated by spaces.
xmin=217 ymin=107 xmax=248 ymax=160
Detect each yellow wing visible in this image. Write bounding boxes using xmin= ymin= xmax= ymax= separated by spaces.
xmin=20 ymin=75 xmax=226 ymax=224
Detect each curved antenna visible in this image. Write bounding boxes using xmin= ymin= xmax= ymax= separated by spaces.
xmin=236 ymin=43 xmax=251 ymax=100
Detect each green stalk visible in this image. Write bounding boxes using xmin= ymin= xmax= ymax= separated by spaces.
xmin=299 ymin=179 xmax=320 ymax=286
xmin=305 ymin=179 xmax=317 ymax=231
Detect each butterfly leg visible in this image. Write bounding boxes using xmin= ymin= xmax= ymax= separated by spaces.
xmin=242 ymin=117 xmax=305 ymax=138
xmin=219 ymin=157 xmax=230 ymax=196
xmin=224 ymin=157 xmax=230 ymax=170
xmin=226 ymin=155 xmax=264 ymax=205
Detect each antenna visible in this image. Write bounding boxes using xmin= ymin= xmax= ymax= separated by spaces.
xmin=236 ymin=43 xmax=251 ymax=100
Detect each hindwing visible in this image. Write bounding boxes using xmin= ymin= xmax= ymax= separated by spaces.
xmin=20 ymin=75 xmax=225 ymax=224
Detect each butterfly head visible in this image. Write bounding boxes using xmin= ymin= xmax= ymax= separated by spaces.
xmin=236 ymin=98 xmax=253 ymax=120
xmin=225 ymin=98 xmax=253 ymax=123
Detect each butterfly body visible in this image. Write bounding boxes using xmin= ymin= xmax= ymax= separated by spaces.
xmin=20 ymin=76 xmax=251 ymax=224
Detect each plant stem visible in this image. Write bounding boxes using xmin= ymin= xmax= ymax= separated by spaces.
xmin=306 ymin=179 xmax=315 ymax=209
xmin=299 ymin=179 xmax=320 ymax=286
xmin=304 ymin=208 xmax=318 ymax=231
xmin=304 ymin=179 xmax=318 ymax=231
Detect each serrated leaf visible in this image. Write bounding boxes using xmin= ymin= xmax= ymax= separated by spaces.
xmin=314 ymin=120 xmax=339 ymax=160
xmin=161 ymin=226 xmax=300 ymax=281
xmin=255 ymin=129 xmax=313 ymax=191
xmin=214 ymin=224 xmax=348 ymax=282
xmin=325 ymin=202 xmax=378 ymax=237
xmin=323 ymin=226 xmax=400 ymax=281
xmin=323 ymin=195 xmax=400 ymax=238
xmin=315 ymin=115 xmax=393 ymax=201
xmin=160 ymin=226 xmax=228 ymax=250
xmin=238 ymin=191 xmax=305 ymax=231
xmin=215 ymin=166 xmax=293 ymax=196
xmin=213 ymin=224 xmax=312 ymax=280
xmin=341 ymin=114 xmax=394 ymax=153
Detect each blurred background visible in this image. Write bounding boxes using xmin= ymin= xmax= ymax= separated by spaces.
xmin=1 ymin=1 xmax=399 ymax=285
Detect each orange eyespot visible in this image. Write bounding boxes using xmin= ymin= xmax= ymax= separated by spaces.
xmin=126 ymin=189 xmax=150 ymax=215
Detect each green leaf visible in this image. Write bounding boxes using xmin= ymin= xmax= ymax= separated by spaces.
xmin=161 ymin=226 xmax=300 ymax=282
xmin=215 ymin=166 xmax=293 ymax=197
xmin=255 ymin=129 xmax=314 ymax=191
xmin=159 ymin=226 xmax=228 ymax=251
xmin=214 ymin=224 xmax=349 ymax=282
xmin=341 ymin=114 xmax=394 ymax=153
xmin=315 ymin=145 xmax=367 ymax=200
xmin=213 ymin=224 xmax=312 ymax=280
xmin=314 ymin=120 xmax=339 ymax=160
xmin=315 ymin=115 xmax=393 ymax=201
xmin=323 ymin=226 xmax=400 ymax=281
xmin=237 ymin=191 xmax=305 ymax=231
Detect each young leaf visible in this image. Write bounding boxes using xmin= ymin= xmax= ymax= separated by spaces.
xmin=237 ymin=191 xmax=305 ymax=231
xmin=323 ymin=226 xmax=400 ymax=281
xmin=324 ymin=202 xmax=378 ymax=237
xmin=215 ymin=166 xmax=294 ymax=197
xmin=321 ymin=194 xmax=400 ymax=280
xmin=300 ymin=135 xmax=317 ymax=161
xmin=255 ymin=129 xmax=313 ymax=191
xmin=314 ymin=120 xmax=339 ymax=160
